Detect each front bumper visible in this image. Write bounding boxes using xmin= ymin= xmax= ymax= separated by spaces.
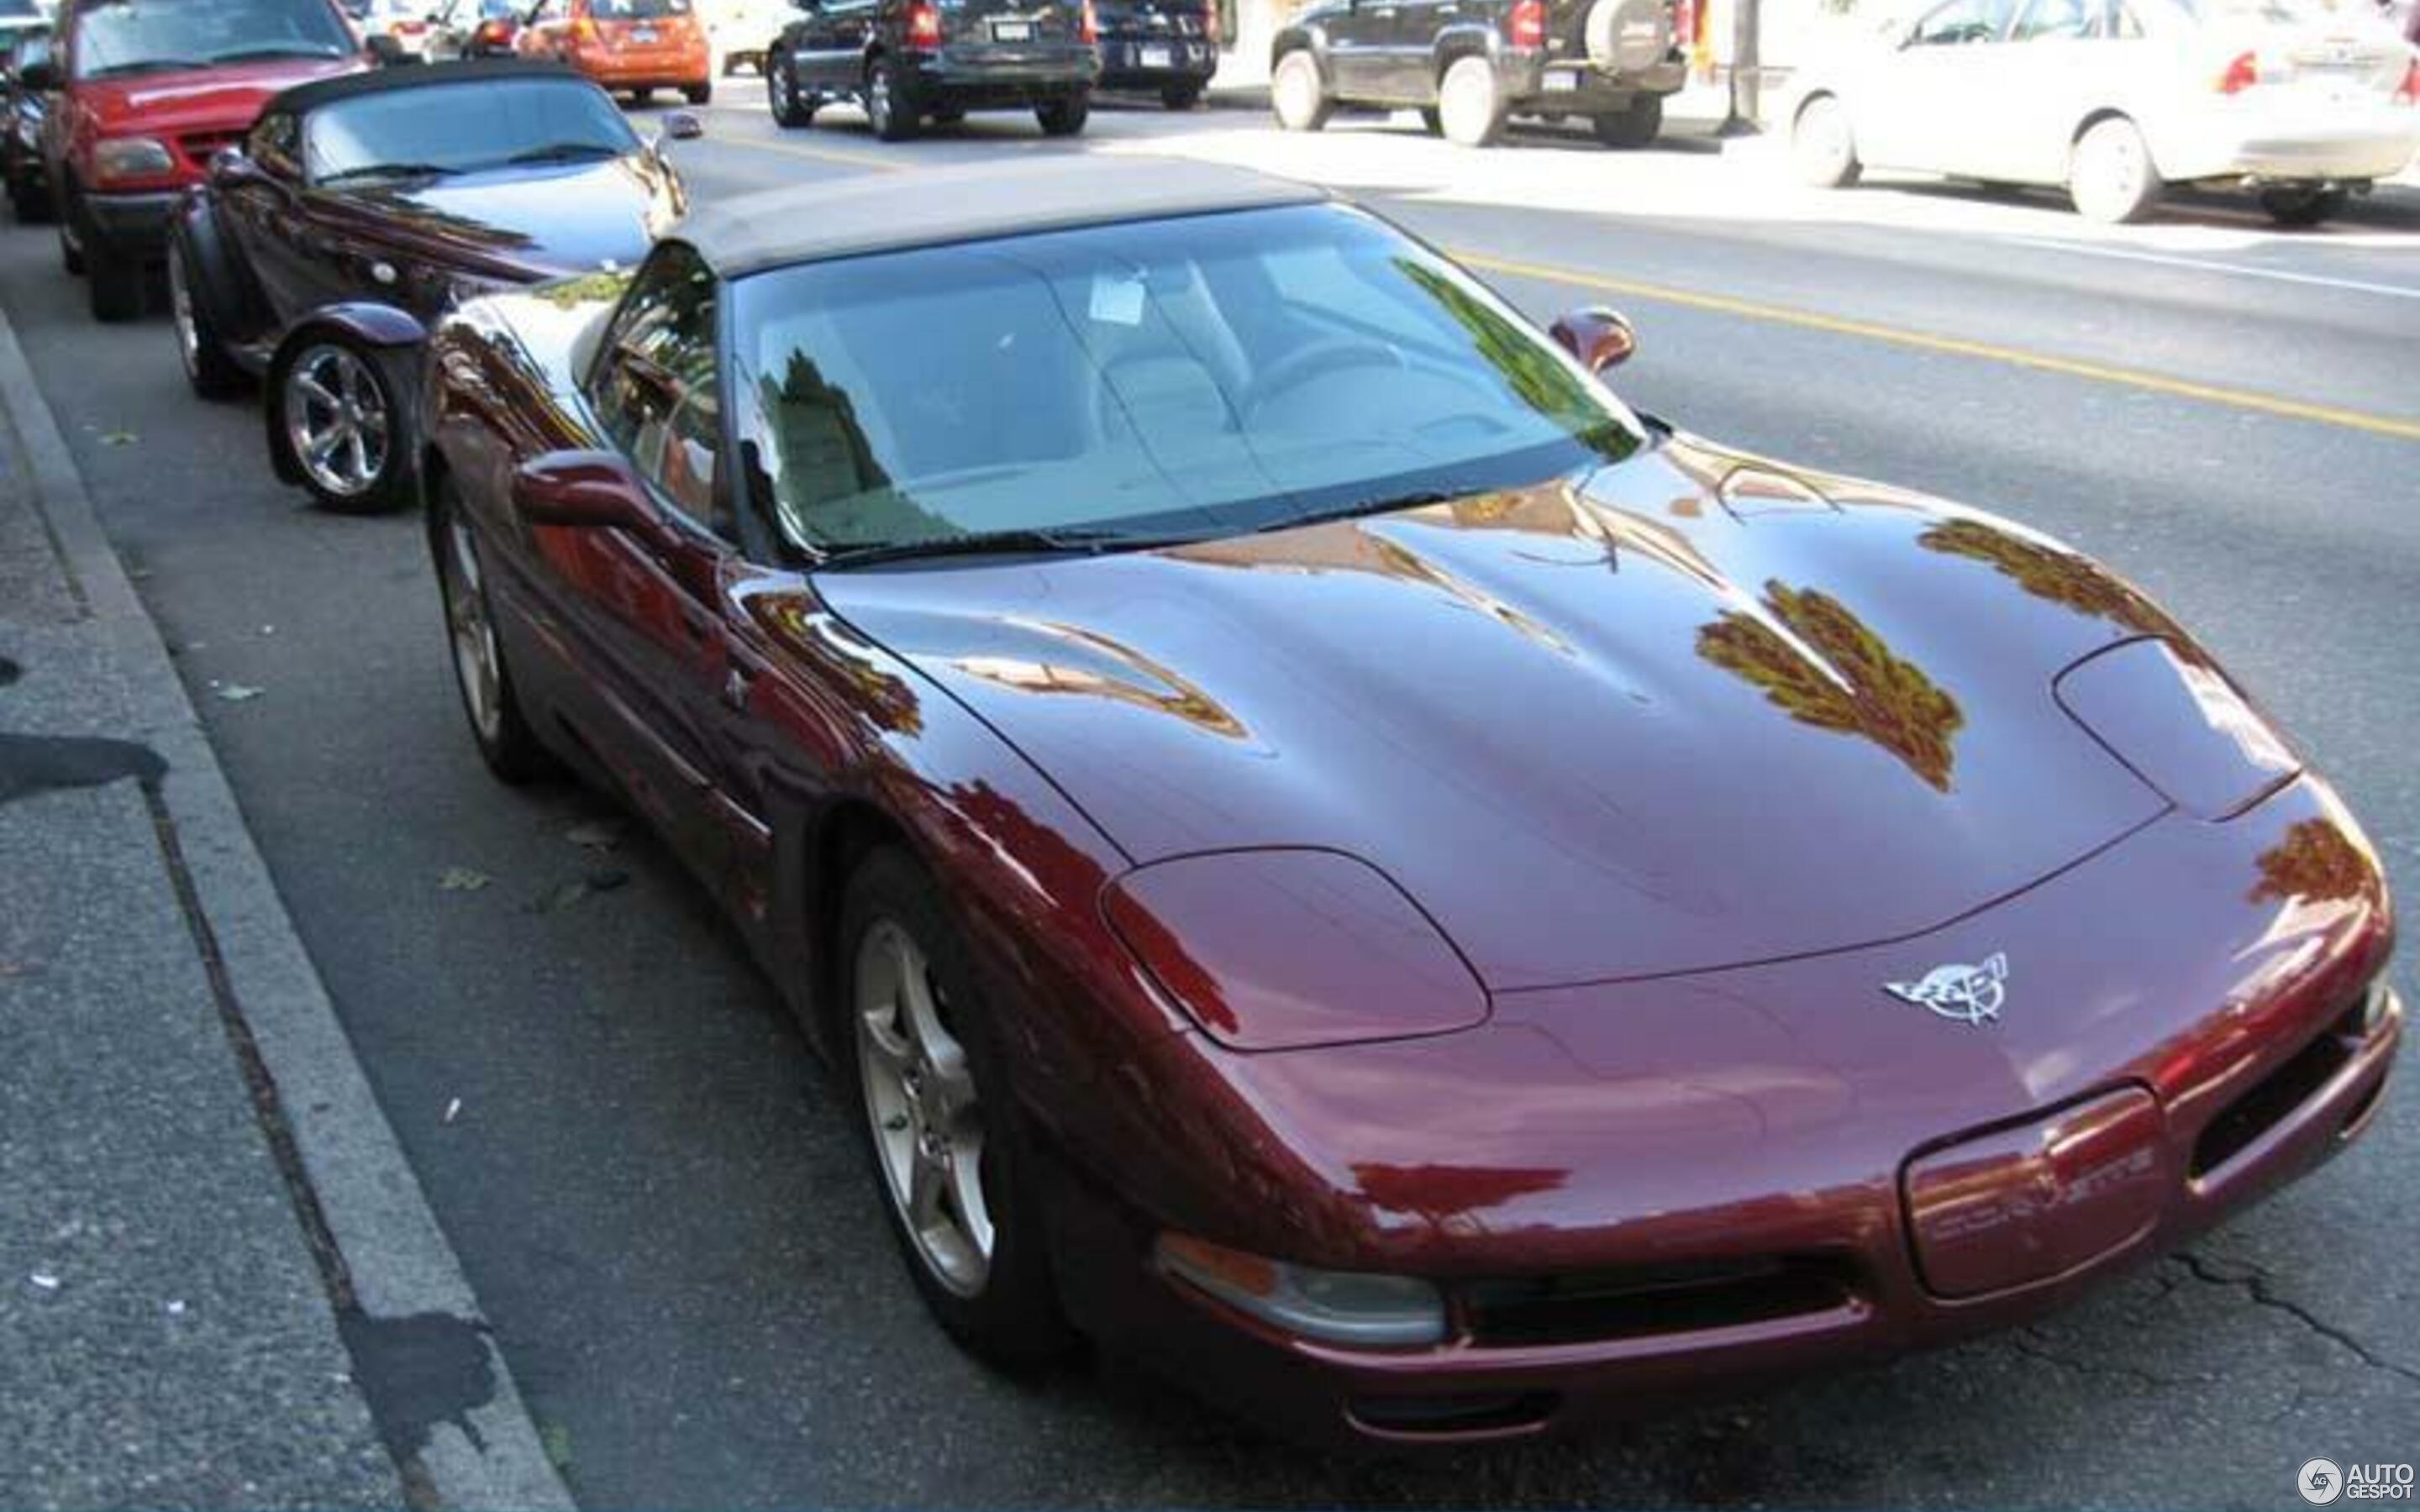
xmin=1044 ymin=777 xmax=2399 ymax=1448
xmin=80 ymin=189 xmax=182 ymax=258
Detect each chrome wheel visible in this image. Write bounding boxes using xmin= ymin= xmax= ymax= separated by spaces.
xmin=166 ymin=244 xmax=200 ymax=380
xmin=441 ymin=510 xmax=503 ymax=745
xmin=284 ymin=344 xmax=390 ymax=501
xmin=855 ymin=918 xmax=993 ymax=1298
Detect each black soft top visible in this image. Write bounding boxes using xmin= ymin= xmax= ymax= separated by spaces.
xmin=268 ymin=59 xmax=593 ymax=117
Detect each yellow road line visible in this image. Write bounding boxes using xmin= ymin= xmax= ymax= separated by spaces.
xmin=1453 ymin=249 xmax=2420 ymax=444
xmin=703 ymin=129 xmax=910 ymax=173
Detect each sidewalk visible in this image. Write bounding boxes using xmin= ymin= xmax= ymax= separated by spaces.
xmin=0 ymin=304 xmax=566 ymax=1506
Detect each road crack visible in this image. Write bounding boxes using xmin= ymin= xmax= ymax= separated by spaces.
xmin=2006 ymin=1327 xmax=2182 ymax=1389
xmin=2176 ymin=1252 xmax=2420 ymax=1387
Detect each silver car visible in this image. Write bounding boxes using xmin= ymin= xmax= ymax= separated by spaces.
xmin=1788 ymin=0 xmax=2420 ymax=224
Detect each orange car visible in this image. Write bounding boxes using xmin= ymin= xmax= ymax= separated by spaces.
xmin=518 ymin=0 xmax=711 ymax=104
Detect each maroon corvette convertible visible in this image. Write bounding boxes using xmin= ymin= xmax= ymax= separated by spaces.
xmin=419 ymin=158 xmax=2400 ymax=1446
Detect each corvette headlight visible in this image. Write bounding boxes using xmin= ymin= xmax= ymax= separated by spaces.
xmin=92 ymin=135 xmax=175 ymax=182
xmin=1156 ymin=1233 xmax=1448 ymax=1349
xmin=2055 ymin=637 xmax=2299 ymax=821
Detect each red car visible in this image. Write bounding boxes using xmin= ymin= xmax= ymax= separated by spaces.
xmin=34 ymin=0 xmax=371 ymax=322
xmin=419 ymin=158 xmax=2401 ymax=1448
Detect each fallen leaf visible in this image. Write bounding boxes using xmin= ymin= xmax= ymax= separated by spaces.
xmin=563 ymin=820 xmax=624 ymax=852
xmin=166 ymin=1299 xmax=187 ymax=1316
xmin=29 ymin=1273 xmax=59 ymax=1291
xmin=216 ymin=684 xmax=264 ymax=703
xmin=442 ymin=1097 xmax=462 ymax=1126
xmin=99 ymin=430 xmax=138 ymax=448
xmin=439 ymin=867 xmax=491 ymax=892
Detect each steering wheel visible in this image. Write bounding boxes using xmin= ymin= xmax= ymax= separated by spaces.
xmin=1242 ymin=339 xmax=1406 ymax=420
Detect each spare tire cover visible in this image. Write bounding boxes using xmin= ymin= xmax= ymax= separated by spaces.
xmin=1585 ymin=0 xmax=1670 ymax=74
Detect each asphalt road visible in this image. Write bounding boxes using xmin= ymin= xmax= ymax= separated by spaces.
xmin=4 ymin=96 xmax=2416 ymax=1507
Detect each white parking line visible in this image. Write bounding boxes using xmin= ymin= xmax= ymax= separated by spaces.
xmin=2001 ymin=236 xmax=2420 ymax=302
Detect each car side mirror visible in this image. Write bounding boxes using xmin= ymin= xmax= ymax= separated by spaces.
xmin=17 ymin=57 xmax=58 ymax=91
xmin=658 ymin=110 xmax=704 ymax=144
xmin=512 ymin=450 xmax=672 ymax=547
xmin=1549 ymin=306 xmax=1637 ymax=374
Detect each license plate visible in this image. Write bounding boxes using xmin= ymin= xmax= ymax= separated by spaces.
xmin=1139 ymin=43 xmax=1172 ymax=67
xmin=991 ymin=18 xmax=1033 ymax=40
xmin=1542 ymin=70 xmax=1577 ymax=92
xmin=631 ymin=25 xmax=657 ymax=41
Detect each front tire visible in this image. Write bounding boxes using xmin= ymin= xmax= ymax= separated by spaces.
xmin=1435 ymin=55 xmax=1504 ymax=147
xmin=1035 ymin=91 xmax=1088 ymax=137
xmin=2069 ymin=116 xmax=2161 ymax=223
xmin=430 ymin=475 xmax=555 ymax=785
xmin=277 ymin=340 xmax=411 ymax=515
xmin=1589 ymin=93 xmax=1660 ymax=150
xmin=769 ymin=52 xmax=816 ymax=127
xmin=1270 ymin=49 xmax=1329 ymax=133
xmin=167 ymin=233 xmax=247 ymax=400
xmin=839 ymin=847 xmax=1076 ymax=1372
xmin=683 ymin=81 xmax=712 ymax=105
xmin=865 ymin=58 xmax=919 ymax=141
xmin=2259 ymin=185 xmax=2345 ymax=228
xmin=1791 ymin=93 xmax=1860 ymax=188
xmin=1160 ymin=80 xmax=1203 ymax=110
xmin=85 ymin=239 xmax=146 ymax=323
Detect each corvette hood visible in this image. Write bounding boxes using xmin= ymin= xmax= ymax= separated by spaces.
xmin=75 ymin=58 xmax=361 ymax=136
xmin=819 ymin=439 xmax=2182 ymax=992
xmin=341 ymin=157 xmax=676 ymax=280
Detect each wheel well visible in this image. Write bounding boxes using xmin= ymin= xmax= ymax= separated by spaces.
xmin=811 ymin=800 xmax=913 ymax=1034
xmin=1433 ymin=35 xmax=1489 ymax=79
xmin=2071 ymin=107 xmax=2129 ymax=145
xmin=1792 ymin=88 xmax=1835 ymax=128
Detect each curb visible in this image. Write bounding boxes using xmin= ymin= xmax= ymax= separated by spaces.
xmin=0 ymin=304 xmax=574 ymax=1510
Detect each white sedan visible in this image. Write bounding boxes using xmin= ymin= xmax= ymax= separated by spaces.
xmin=1788 ymin=0 xmax=2420 ymax=224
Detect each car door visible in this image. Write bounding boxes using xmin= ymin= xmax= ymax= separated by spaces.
xmin=566 ymin=244 xmax=755 ymax=882
xmin=1991 ymin=0 xmax=2143 ymax=182
xmin=1321 ymin=0 xmax=1397 ymax=99
xmin=794 ymin=0 xmax=873 ymax=92
xmin=1852 ymin=0 xmax=2018 ymax=172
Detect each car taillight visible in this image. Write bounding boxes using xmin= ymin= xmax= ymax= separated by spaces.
xmin=476 ymin=17 xmax=511 ymax=40
xmin=574 ymin=13 xmax=600 ymax=41
xmin=394 ymin=17 xmax=427 ymax=34
xmin=1670 ymin=0 xmax=1695 ymax=48
xmin=1080 ymin=0 xmax=1098 ymax=42
xmin=1202 ymin=0 xmax=1218 ymax=43
xmin=905 ymin=0 xmax=941 ymax=44
xmin=2397 ymin=57 xmax=2419 ymax=106
xmin=1509 ymin=0 xmax=1544 ymax=47
xmin=2216 ymin=50 xmax=2257 ymax=93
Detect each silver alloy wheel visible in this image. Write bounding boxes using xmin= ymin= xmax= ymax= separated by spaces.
xmin=441 ymin=509 xmax=504 ymax=744
xmin=284 ymin=344 xmax=389 ymax=500
xmin=166 ymin=243 xmax=200 ymax=379
xmin=1272 ymin=52 xmax=1323 ymax=131
xmin=867 ymin=65 xmax=894 ymax=134
xmin=855 ymin=917 xmax=994 ymax=1298
xmin=1792 ymin=96 xmax=1855 ymax=187
xmin=1437 ymin=56 xmax=1500 ymax=147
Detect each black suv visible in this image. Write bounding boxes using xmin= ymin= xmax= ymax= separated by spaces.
xmin=765 ymin=0 xmax=1097 ymax=140
xmin=1095 ymin=0 xmax=1216 ymax=109
xmin=1270 ymin=0 xmax=1686 ymax=148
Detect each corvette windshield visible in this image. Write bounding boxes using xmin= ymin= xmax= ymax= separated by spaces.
xmin=72 ymin=0 xmax=354 ymax=79
xmin=731 ymin=203 xmax=1645 ymax=560
xmin=305 ymin=78 xmax=639 ymax=182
